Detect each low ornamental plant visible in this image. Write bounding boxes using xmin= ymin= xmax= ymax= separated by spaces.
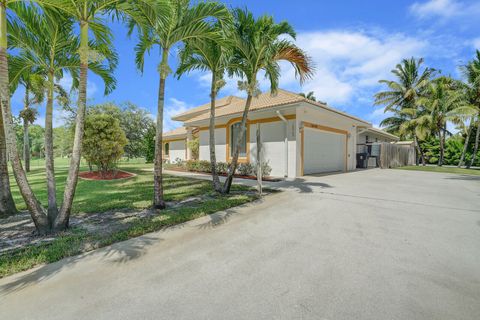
xmin=182 ymin=160 xmax=272 ymax=177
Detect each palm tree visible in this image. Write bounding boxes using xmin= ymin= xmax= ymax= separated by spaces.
xmin=1 ymin=0 xmax=44 ymax=222
xmin=222 ymin=8 xmax=314 ymax=193
xmin=176 ymin=27 xmax=232 ymax=192
xmin=9 ymin=4 xmax=115 ymax=224
xmin=29 ymin=0 xmax=119 ymax=232
xmin=461 ymin=50 xmax=480 ymax=168
xmin=374 ymin=57 xmax=435 ymax=165
xmin=128 ymin=0 xmax=230 ymax=208
xmin=414 ymin=77 xmax=474 ymax=166
xmin=299 ymin=91 xmax=316 ymax=101
xmin=8 ymin=66 xmax=44 ymax=173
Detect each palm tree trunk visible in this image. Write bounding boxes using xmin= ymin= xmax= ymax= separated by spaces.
xmin=209 ymin=73 xmax=221 ymax=192
xmin=438 ymin=129 xmax=444 ymax=166
xmin=468 ymin=120 xmax=480 ymax=168
xmin=222 ymin=94 xmax=253 ymax=194
xmin=0 ymin=3 xmax=46 ymax=231
xmin=45 ymin=70 xmax=58 ymax=224
xmin=23 ymin=86 xmax=30 ymax=172
xmin=458 ymin=120 xmax=472 ymax=167
xmin=56 ymin=21 xmax=89 ymax=231
xmin=414 ymin=135 xmax=425 ymax=166
xmin=153 ymin=49 xmax=169 ymax=209
xmin=0 ymin=99 xmax=16 ymax=218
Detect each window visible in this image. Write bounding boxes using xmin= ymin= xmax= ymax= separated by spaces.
xmin=230 ymin=122 xmax=247 ymax=157
xmin=164 ymin=142 xmax=169 ymax=156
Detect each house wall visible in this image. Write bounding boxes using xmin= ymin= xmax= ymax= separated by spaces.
xmin=249 ymin=119 xmax=296 ymax=178
xmin=199 ymin=127 xmax=227 ymax=162
xmin=166 ymin=140 xmax=186 ymax=163
xmin=197 ymin=114 xmax=297 ymax=178
xmin=296 ymin=103 xmax=364 ymax=175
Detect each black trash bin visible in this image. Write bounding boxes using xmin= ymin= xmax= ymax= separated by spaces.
xmin=356 ymin=153 xmax=369 ymax=169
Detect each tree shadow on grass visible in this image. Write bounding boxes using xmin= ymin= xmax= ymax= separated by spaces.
xmin=0 ymin=235 xmax=160 ymax=296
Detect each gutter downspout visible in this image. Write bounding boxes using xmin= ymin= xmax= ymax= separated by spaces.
xmin=276 ymin=111 xmax=288 ymax=178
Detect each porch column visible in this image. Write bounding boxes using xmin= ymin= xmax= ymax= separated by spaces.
xmin=186 ymin=127 xmax=193 ymax=160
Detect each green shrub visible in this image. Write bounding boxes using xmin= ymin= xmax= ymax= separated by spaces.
xmin=185 ymin=160 xmax=199 ymax=171
xmin=183 ymin=160 xmax=273 ymax=177
xmin=254 ymin=161 xmax=273 ymax=178
xmin=198 ymin=160 xmax=211 ymax=173
xmin=237 ymin=163 xmax=254 ymax=176
xmin=216 ymin=162 xmax=228 ymax=174
xmin=82 ymin=113 xmax=128 ymax=175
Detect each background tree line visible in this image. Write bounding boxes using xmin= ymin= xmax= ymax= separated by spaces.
xmin=375 ymin=53 xmax=480 ymax=168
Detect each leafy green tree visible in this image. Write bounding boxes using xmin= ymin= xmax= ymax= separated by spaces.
xmin=176 ymin=25 xmax=232 ymax=191
xmin=221 ymin=8 xmax=314 ymax=193
xmin=83 ymin=113 xmax=128 ymax=176
xmin=53 ymin=126 xmax=73 ymax=158
xmin=144 ymin=122 xmax=156 ymax=163
xmin=89 ymin=102 xmax=155 ymax=159
xmin=374 ymin=58 xmax=435 ymax=165
xmin=29 ymin=124 xmax=45 ymax=158
xmin=128 ymin=0 xmax=230 ymax=208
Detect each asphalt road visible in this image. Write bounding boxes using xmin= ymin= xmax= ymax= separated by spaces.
xmin=1 ymin=169 xmax=479 ymax=320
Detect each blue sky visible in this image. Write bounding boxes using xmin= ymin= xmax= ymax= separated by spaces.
xmin=10 ymin=0 xmax=480 ymax=130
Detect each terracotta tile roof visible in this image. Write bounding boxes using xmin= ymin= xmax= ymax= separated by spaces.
xmin=171 ymin=96 xmax=243 ymax=121
xmin=182 ymin=89 xmax=370 ymax=125
xmin=184 ymin=89 xmax=305 ymax=124
xmin=163 ymin=126 xmax=187 ymax=139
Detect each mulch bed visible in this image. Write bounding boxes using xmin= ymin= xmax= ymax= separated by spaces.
xmin=165 ymin=167 xmax=283 ymax=182
xmin=79 ymin=170 xmax=136 ymax=181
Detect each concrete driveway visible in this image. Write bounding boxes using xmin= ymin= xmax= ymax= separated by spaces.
xmin=1 ymin=169 xmax=479 ymax=320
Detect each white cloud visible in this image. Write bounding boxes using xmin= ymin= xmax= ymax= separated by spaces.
xmin=410 ymin=0 xmax=460 ymax=19
xmin=409 ymin=0 xmax=480 ymax=20
xmin=281 ymin=30 xmax=427 ymax=106
xmin=187 ymin=30 xmax=426 ymax=113
xmin=163 ymin=98 xmax=191 ymax=131
xmin=473 ymin=38 xmax=480 ymax=49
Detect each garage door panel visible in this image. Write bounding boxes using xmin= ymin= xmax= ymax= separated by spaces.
xmin=304 ymin=128 xmax=345 ymax=174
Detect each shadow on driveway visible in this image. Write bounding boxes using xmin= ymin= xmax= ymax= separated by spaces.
xmin=0 ymin=235 xmax=159 ymax=297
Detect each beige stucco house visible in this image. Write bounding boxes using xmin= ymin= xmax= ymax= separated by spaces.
xmin=163 ymin=89 xmax=398 ymax=178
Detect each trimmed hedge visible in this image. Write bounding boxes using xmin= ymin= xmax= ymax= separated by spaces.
xmin=174 ymin=160 xmax=272 ymax=178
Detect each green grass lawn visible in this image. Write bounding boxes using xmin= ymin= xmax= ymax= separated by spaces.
xmin=396 ymin=165 xmax=480 ymax=176
xmin=10 ymin=157 xmax=245 ymax=214
xmin=1 ymin=158 xmax=263 ymax=278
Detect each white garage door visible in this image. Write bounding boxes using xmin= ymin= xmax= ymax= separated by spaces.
xmin=303 ymin=127 xmax=346 ymax=174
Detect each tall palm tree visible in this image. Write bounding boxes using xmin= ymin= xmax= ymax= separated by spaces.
xmin=414 ymin=77 xmax=474 ymax=166
xmin=128 ymin=0 xmax=230 ymax=208
xmin=374 ymin=57 xmax=435 ymax=165
xmin=222 ymin=8 xmax=314 ymax=193
xmin=176 ymin=27 xmax=232 ymax=192
xmin=461 ymin=50 xmax=480 ymax=168
xmin=9 ymin=3 xmax=115 ymax=225
xmin=8 ymin=66 xmax=44 ymax=173
xmin=29 ymin=0 xmax=119 ymax=231
xmin=1 ymin=0 xmax=44 ymax=222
